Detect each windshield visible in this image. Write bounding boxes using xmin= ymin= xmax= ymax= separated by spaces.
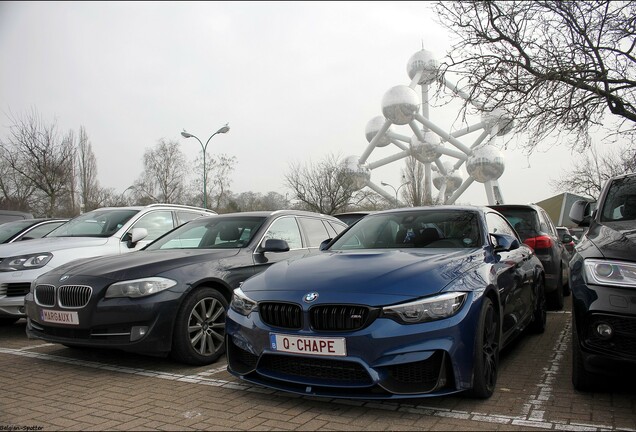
xmin=329 ymin=210 xmax=481 ymax=251
xmin=145 ymin=216 xmax=266 ymax=250
xmin=601 ymin=175 xmax=636 ymax=222
xmin=47 ymin=209 xmax=139 ymax=238
xmin=0 ymin=220 xmax=37 ymax=242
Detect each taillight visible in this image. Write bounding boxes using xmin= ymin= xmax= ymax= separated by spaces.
xmin=523 ymin=235 xmax=553 ymax=250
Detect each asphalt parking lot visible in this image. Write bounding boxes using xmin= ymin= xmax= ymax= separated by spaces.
xmin=1 ymin=299 xmax=635 ymax=431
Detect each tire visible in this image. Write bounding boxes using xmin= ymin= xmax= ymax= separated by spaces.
xmin=547 ymin=269 xmax=565 ymax=311
xmin=171 ymin=287 xmax=228 ymax=366
xmin=0 ymin=317 xmax=19 ymax=326
xmin=529 ymin=277 xmax=546 ymax=334
xmin=467 ymin=297 xmax=500 ymax=399
xmin=572 ymin=319 xmax=599 ymax=391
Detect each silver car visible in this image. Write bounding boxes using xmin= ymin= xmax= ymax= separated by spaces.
xmin=0 ymin=204 xmax=214 ymax=325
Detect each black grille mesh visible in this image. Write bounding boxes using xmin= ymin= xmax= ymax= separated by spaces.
xmin=259 ymin=302 xmax=302 ymax=329
xmin=35 ymin=284 xmax=55 ymax=307
xmin=259 ymin=354 xmax=371 ymax=384
xmin=58 ymin=285 xmax=92 ymax=308
xmin=310 ymin=305 xmax=372 ymax=331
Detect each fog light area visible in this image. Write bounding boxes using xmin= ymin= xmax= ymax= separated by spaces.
xmin=596 ymin=323 xmax=613 ymax=339
xmin=130 ymin=326 xmax=149 ymax=342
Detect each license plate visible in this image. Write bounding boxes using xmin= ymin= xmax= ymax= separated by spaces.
xmin=270 ymin=333 xmax=346 ymax=356
xmin=40 ymin=309 xmax=79 ymax=325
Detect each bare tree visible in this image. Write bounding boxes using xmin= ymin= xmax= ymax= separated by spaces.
xmin=401 ymin=156 xmax=430 ymax=206
xmin=228 ymin=191 xmax=289 ymax=212
xmin=285 ymin=153 xmax=368 ymax=214
xmin=134 ymin=139 xmax=189 ymax=204
xmin=76 ymin=126 xmax=101 ymax=212
xmin=0 ymin=109 xmax=76 ymax=216
xmin=433 ymin=1 xmax=636 ymax=151
xmin=205 ymin=153 xmax=237 ymax=211
xmin=550 ymin=143 xmax=636 ymax=200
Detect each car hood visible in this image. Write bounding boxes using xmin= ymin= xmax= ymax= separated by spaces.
xmin=587 ymin=221 xmax=636 ymax=261
xmin=43 ymin=248 xmax=242 ymax=280
xmin=0 ymin=236 xmax=109 ymax=256
xmin=243 ymin=248 xmax=484 ymax=301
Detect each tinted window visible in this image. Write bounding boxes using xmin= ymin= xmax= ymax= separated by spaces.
xmin=298 ymin=217 xmax=331 ymax=247
xmin=600 ymin=175 xmax=636 ymax=222
xmin=263 ymin=217 xmax=302 ymax=249
xmin=0 ymin=220 xmax=37 ymax=242
xmin=486 ymin=212 xmax=517 ymax=237
xmin=491 ymin=207 xmax=540 ymax=241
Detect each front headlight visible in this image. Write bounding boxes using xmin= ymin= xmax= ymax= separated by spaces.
xmin=230 ymin=287 xmax=257 ymax=316
xmin=0 ymin=253 xmax=53 ymax=271
xmin=105 ymin=277 xmax=177 ymax=298
xmin=382 ymin=292 xmax=467 ymax=324
xmin=584 ymin=259 xmax=636 ymax=288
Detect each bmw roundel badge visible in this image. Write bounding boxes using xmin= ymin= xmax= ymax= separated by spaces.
xmin=60 ymin=275 xmax=69 ymax=282
xmin=303 ymin=292 xmax=319 ymax=303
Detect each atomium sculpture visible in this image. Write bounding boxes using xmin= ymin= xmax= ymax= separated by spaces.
xmin=343 ymin=48 xmax=513 ymax=206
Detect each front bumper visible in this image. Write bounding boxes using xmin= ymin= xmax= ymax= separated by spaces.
xmin=225 ymin=293 xmax=483 ymax=399
xmin=571 ymin=275 xmax=636 ymax=376
xmin=0 ymin=268 xmax=46 ymax=318
xmin=25 ymin=285 xmax=184 ymax=356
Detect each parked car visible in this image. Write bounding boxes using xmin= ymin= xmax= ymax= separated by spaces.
xmin=25 ymin=210 xmax=348 ymax=365
xmin=0 ymin=218 xmax=69 ymax=244
xmin=556 ymin=226 xmax=576 ymax=255
xmin=333 ymin=211 xmax=371 ymax=226
xmin=0 ymin=210 xmax=33 ymax=224
xmin=0 ymin=204 xmax=213 ymax=325
xmin=489 ymin=204 xmax=570 ymax=310
xmin=226 ymin=206 xmax=546 ymax=399
xmin=568 ymin=173 xmax=636 ymax=391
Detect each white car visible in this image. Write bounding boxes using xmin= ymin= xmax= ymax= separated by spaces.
xmin=0 ymin=204 xmax=214 ymax=324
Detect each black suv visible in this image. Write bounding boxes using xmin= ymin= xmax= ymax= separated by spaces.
xmin=569 ymin=173 xmax=636 ymax=390
xmin=489 ymin=204 xmax=570 ymax=310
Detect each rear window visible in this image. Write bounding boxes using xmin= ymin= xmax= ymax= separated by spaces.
xmin=491 ymin=207 xmax=540 ymax=240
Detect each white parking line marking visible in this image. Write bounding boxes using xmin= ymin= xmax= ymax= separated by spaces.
xmin=0 ymin=338 xmax=623 ymax=432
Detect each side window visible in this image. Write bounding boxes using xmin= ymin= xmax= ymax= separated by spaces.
xmin=540 ymin=210 xmax=557 ymax=236
xmin=131 ymin=211 xmax=175 ymax=242
xmin=329 ymin=221 xmax=347 ymax=236
xmin=176 ymin=211 xmax=205 ymax=226
xmin=298 ymin=217 xmax=331 ymax=248
xmin=486 ymin=212 xmax=517 ymax=238
xmin=263 ymin=217 xmax=302 ymax=250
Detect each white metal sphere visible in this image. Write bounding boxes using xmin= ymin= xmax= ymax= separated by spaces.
xmin=410 ymin=130 xmax=443 ymax=162
xmin=381 ymin=85 xmax=420 ymax=125
xmin=365 ymin=116 xmax=392 ymax=147
xmin=481 ymin=109 xmax=515 ymax=136
xmin=466 ymin=145 xmax=505 ymax=183
xmin=341 ymin=155 xmax=370 ymax=191
xmin=406 ymin=49 xmax=439 ymax=85
xmin=432 ymin=161 xmax=463 ymax=193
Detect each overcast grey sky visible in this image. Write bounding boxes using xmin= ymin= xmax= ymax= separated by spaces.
xmin=0 ymin=1 xmax=607 ymax=206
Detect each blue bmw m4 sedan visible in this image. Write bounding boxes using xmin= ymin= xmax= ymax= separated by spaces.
xmin=226 ymin=206 xmax=546 ymax=399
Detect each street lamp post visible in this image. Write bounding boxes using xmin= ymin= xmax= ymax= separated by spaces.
xmin=381 ymin=180 xmax=410 ymax=208
xmin=181 ymin=124 xmax=230 ymax=209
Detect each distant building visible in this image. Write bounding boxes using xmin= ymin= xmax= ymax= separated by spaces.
xmin=536 ymin=192 xmax=590 ymax=228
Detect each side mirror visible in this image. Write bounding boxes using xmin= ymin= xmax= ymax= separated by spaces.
xmin=124 ymin=227 xmax=148 ymax=248
xmin=490 ymin=233 xmax=520 ymax=253
xmin=319 ymin=238 xmax=332 ymax=251
xmin=569 ymin=200 xmax=592 ymax=226
xmin=259 ymin=238 xmax=290 ymax=253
